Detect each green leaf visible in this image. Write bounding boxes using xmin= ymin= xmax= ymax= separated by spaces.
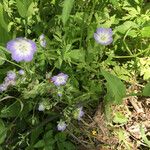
xmin=0 ymin=3 xmax=8 ymax=31
xmin=30 ymin=126 xmax=43 ymax=145
xmin=0 ymin=100 xmax=32 ymax=118
xmin=62 ymin=0 xmax=74 ymax=25
xmin=26 ymin=2 xmax=35 ymax=17
xmin=140 ymin=126 xmax=150 ymax=148
xmin=115 ymin=21 xmax=138 ymax=34
xmin=67 ymin=50 xmax=85 ymax=62
xmin=101 ymin=69 xmax=126 ymax=104
xmin=143 ymin=82 xmax=150 ymax=96
xmin=113 ymin=112 xmax=128 ymax=124
xmin=0 ymin=119 xmax=7 ymax=144
xmin=34 ymin=140 xmax=44 ymax=148
xmin=55 ymin=132 xmax=66 ymax=142
xmin=0 ymin=49 xmax=6 ymax=65
xmin=141 ymin=26 xmax=150 ymax=37
xmin=16 ymin=0 xmax=33 ymax=18
xmin=0 ymin=4 xmax=10 ymax=44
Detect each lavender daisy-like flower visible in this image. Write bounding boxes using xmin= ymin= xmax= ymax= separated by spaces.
xmin=39 ymin=34 xmax=46 ymax=48
xmin=18 ymin=69 xmax=25 ymax=75
xmin=73 ymin=106 xmax=84 ymax=120
xmin=57 ymin=120 xmax=67 ymax=131
xmin=6 ymin=71 xmax=16 ymax=80
xmin=94 ymin=28 xmax=113 ymax=45
xmin=51 ymin=73 xmax=68 ymax=86
xmin=7 ymin=38 xmax=36 ymax=62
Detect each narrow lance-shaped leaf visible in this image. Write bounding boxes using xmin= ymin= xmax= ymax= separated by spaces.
xmin=0 ymin=3 xmax=8 ymax=31
xmin=62 ymin=0 xmax=74 ymax=25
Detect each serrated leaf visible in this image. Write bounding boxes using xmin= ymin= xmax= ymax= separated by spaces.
xmin=101 ymin=69 xmax=126 ymax=104
xmin=143 ymin=82 xmax=150 ymax=96
xmin=62 ymin=0 xmax=74 ymax=25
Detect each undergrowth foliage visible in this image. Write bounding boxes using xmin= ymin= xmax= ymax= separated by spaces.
xmin=0 ymin=0 xmax=150 ymax=149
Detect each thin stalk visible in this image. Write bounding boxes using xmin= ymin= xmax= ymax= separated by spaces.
xmin=123 ymin=28 xmax=133 ymax=56
xmin=113 ymin=47 xmax=150 ymax=59
xmin=0 ymin=56 xmax=24 ymax=69
xmin=25 ymin=18 xmax=28 ymax=38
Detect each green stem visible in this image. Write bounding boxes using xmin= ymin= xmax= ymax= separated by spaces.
xmin=25 ymin=18 xmax=28 ymax=38
xmin=123 ymin=28 xmax=133 ymax=55
xmin=113 ymin=47 xmax=150 ymax=59
xmin=0 ymin=56 xmax=24 ymax=69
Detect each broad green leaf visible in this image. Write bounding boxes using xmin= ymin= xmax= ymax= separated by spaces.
xmin=0 ymin=119 xmax=7 ymax=144
xmin=34 ymin=140 xmax=44 ymax=148
xmin=0 ymin=50 xmax=6 ymax=65
xmin=30 ymin=126 xmax=43 ymax=145
xmin=141 ymin=26 xmax=150 ymax=37
xmin=101 ymin=69 xmax=126 ymax=104
xmin=62 ymin=0 xmax=74 ymax=25
xmin=26 ymin=2 xmax=35 ymax=17
xmin=143 ymin=82 xmax=150 ymax=96
xmin=16 ymin=0 xmax=33 ymax=18
xmin=16 ymin=0 xmax=28 ymax=18
xmin=0 ymin=25 xmax=10 ymax=45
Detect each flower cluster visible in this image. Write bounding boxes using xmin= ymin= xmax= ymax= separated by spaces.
xmin=7 ymin=38 xmax=36 ymax=62
xmin=94 ymin=28 xmax=113 ymax=45
xmin=39 ymin=34 xmax=46 ymax=48
xmin=0 ymin=71 xmax=16 ymax=92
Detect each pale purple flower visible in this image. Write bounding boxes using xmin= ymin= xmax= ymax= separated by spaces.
xmin=6 ymin=71 xmax=16 ymax=80
xmin=7 ymin=38 xmax=36 ymax=62
xmin=0 ymin=83 xmax=8 ymax=92
xmin=51 ymin=73 xmax=68 ymax=86
xmin=18 ymin=69 xmax=25 ymax=75
xmin=39 ymin=34 xmax=46 ymax=48
xmin=0 ymin=71 xmax=16 ymax=92
xmin=57 ymin=120 xmax=67 ymax=131
xmin=73 ymin=106 xmax=84 ymax=120
xmin=58 ymin=91 xmax=62 ymax=97
xmin=94 ymin=28 xmax=113 ymax=45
